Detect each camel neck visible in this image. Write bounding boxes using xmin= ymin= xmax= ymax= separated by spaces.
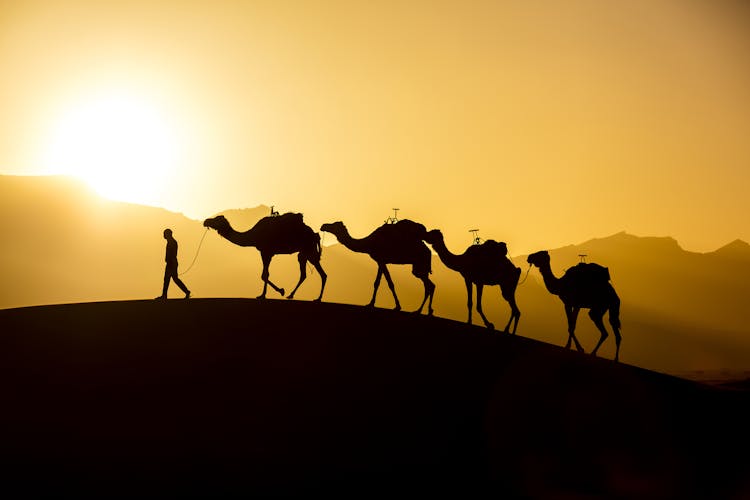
xmin=536 ymin=262 xmax=562 ymax=295
xmin=430 ymin=237 xmax=464 ymax=272
xmin=335 ymin=228 xmax=369 ymax=253
xmin=218 ymin=224 xmax=257 ymax=247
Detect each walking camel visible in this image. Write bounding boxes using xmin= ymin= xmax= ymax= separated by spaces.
xmin=527 ymin=250 xmax=621 ymax=361
xmin=424 ymin=229 xmax=521 ymax=333
xmin=203 ymin=212 xmax=327 ymax=301
xmin=320 ymin=220 xmax=435 ymax=315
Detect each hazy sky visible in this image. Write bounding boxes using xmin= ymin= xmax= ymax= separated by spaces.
xmin=2 ymin=0 xmax=749 ymax=254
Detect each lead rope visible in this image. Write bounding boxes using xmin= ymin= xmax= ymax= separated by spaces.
xmin=179 ymin=227 xmax=210 ymax=276
xmin=517 ymin=263 xmax=532 ymax=285
xmin=506 ymin=244 xmax=532 ymax=286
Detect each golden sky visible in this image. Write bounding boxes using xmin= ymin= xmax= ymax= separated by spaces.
xmin=2 ymin=0 xmax=749 ymax=254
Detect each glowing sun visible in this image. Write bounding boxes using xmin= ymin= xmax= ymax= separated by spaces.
xmin=44 ymin=93 xmax=181 ymax=205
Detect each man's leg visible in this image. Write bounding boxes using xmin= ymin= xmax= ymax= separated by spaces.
xmin=173 ymin=272 xmax=191 ymax=298
xmin=160 ymin=266 xmax=171 ymax=299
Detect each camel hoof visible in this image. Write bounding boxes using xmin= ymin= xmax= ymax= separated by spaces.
xmin=394 ymin=305 xmax=402 ymax=312
xmin=279 ymin=288 xmax=285 ymax=297
xmin=286 ymin=295 xmax=295 ymax=300
xmin=313 ymin=298 xmax=322 ymax=303
xmin=486 ymin=323 xmax=495 ymax=331
xmin=256 ymin=295 xmax=266 ymax=299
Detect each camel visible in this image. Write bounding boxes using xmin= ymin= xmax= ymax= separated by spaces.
xmin=527 ymin=250 xmax=621 ymax=361
xmin=424 ymin=230 xmax=521 ymax=333
xmin=203 ymin=212 xmax=327 ymax=301
xmin=320 ymin=220 xmax=435 ymax=315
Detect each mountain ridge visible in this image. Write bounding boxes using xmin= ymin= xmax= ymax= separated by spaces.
xmin=4 ymin=175 xmax=746 ymax=253
xmin=709 ymin=238 xmax=750 ymax=260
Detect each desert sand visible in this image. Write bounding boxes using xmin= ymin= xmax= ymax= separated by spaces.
xmin=0 ymin=299 xmax=748 ymax=497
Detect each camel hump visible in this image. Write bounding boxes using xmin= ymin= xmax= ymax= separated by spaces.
xmin=563 ymin=262 xmax=611 ymax=283
xmin=252 ymin=212 xmax=311 ymax=236
xmin=465 ymin=240 xmax=509 ymax=264
xmin=481 ymin=239 xmax=508 ymax=258
xmin=375 ymin=219 xmax=427 ymax=239
xmin=274 ymin=212 xmax=304 ymax=225
xmin=393 ymin=219 xmax=427 ymax=236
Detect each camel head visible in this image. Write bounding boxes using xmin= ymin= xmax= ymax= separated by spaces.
xmin=527 ymin=250 xmax=551 ymax=269
xmin=203 ymin=215 xmax=230 ymax=232
xmin=320 ymin=221 xmax=346 ymax=237
xmin=423 ymin=229 xmax=444 ymax=246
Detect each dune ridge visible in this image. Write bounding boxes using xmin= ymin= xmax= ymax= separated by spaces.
xmin=0 ymin=298 xmax=748 ymax=497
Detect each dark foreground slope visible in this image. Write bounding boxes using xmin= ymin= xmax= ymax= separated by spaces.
xmin=0 ymin=299 xmax=748 ymax=498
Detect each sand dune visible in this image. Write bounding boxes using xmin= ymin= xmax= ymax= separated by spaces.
xmin=0 ymin=299 xmax=748 ymax=497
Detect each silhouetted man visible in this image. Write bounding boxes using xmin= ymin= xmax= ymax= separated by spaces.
xmin=157 ymin=228 xmax=191 ymax=300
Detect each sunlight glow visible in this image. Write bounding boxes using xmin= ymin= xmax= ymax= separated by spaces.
xmin=43 ymin=93 xmax=181 ymax=206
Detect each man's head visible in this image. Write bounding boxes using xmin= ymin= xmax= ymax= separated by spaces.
xmin=163 ymin=228 xmax=173 ymax=239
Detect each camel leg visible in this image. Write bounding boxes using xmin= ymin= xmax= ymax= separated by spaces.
xmin=368 ymin=266 xmax=384 ymax=307
xmin=563 ymin=306 xmax=574 ymax=348
xmin=464 ymin=278 xmax=474 ymax=325
xmin=382 ymin=266 xmax=401 ymax=311
xmin=258 ymin=258 xmax=269 ymax=299
xmin=413 ymin=275 xmax=435 ymax=316
xmin=311 ymin=260 xmax=327 ymax=302
xmin=609 ymin=294 xmax=622 ymax=362
xmin=565 ymin=306 xmax=584 ymax=352
xmin=286 ymin=254 xmax=308 ymax=300
xmin=501 ymin=287 xmax=521 ymax=335
xmin=411 ymin=262 xmax=434 ymax=315
xmin=475 ymin=284 xmax=494 ymax=330
xmin=425 ymin=278 xmax=435 ymax=315
xmin=611 ymin=319 xmax=621 ymax=363
xmin=589 ymin=308 xmax=609 ymax=357
xmin=259 ymin=254 xmax=285 ymax=299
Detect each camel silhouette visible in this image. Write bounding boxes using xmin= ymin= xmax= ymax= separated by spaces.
xmin=424 ymin=230 xmax=521 ymax=333
xmin=320 ymin=220 xmax=435 ymax=315
xmin=204 ymin=213 xmax=327 ymax=301
xmin=527 ymin=250 xmax=621 ymax=361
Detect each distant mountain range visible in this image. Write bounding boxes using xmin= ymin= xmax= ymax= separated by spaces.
xmin=2 ymin=174 xmax=749 ymax=376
